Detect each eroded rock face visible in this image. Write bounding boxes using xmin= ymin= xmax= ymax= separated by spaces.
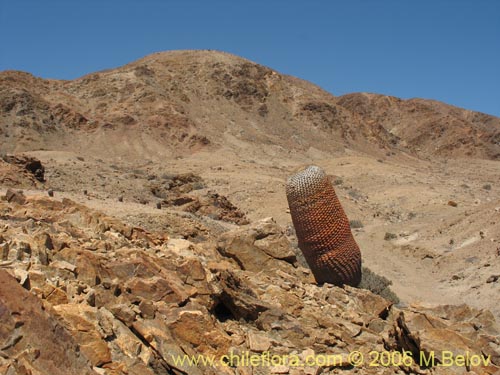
xmin=0 ymin=154 xmax=45 ymax=187
xmin=149 ymin=173 xmax=249 ymax=225
xmin=388 ymin=304 xmax=500 ymax=370
xmin=0 ymin=193 xmax=498 ymax=375
xmin=217 ymin=217 xmax=300 ymax=274
xmin=0 ymin=270 xmax=98 ymax=375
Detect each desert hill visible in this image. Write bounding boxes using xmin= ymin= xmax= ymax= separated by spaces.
xmin=1 ymin=50 xmax=499 ymax=161
xmin=0 ymin=50 xmax=499 ymax=374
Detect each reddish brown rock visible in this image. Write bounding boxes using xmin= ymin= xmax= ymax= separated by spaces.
xmin=53 ymin=304 xmax=112 ymax=367
xmin=4 ymin=188 xmax=26 ymax=205
xmin=0 ymin=270 xmax=97 ymax=375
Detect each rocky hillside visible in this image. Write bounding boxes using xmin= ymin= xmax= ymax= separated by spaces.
xmin=1 ymin=190 xmax=499 ymax=375
xmin=337 ymin=93 xmax=500 ymax=159
xmin=1 ymin=50 xmax=499 ymax=160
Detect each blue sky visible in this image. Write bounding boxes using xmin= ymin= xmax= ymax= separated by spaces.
xmin=1 ymin=1 xmax=499 ymax=116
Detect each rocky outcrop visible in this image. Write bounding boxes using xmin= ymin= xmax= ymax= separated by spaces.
xmin=150 ymin=173 xmax=249 ymax=225
xmin=0 ymin=270 xmax=98 ymax=375
xmin=0 ymin=192 xmax=498 ymax=375
xmin=0 ymin=154 xmax=45 ymax=187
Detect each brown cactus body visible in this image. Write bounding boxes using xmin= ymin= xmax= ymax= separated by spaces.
xmin=286 ymin=166 xmax=362 ymax=286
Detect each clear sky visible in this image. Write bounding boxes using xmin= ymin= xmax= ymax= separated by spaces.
xmin=1 ymin=1 xmax=499 ymax=116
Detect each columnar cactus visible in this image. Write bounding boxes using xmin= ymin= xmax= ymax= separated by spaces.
xmin=286 ymin=166 xmax=362 ymax=286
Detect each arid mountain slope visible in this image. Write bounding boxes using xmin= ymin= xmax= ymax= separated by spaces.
xmin=1 ymin=50 xmax=499 ymax=160
xmin=337 ymin=93 xmax=500 ymax=159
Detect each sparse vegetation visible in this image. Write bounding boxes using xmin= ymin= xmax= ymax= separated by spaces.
xmin=192 ymin=181 xmax=204 ymax=190
xmin=359 ymin=266 xmax=400 ymax=304
xmin=348 ymin=189 xmax=364 ymax=200
xmin=349 ymin=219 xmax=364 ymax=229
xmin=333 ymin=178 xmax=343 ymax=186
xmin=384 ymin=232 xmax=397 ymax=240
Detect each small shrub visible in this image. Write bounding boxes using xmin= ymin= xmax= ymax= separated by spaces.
xmin=349 ymin=220 xmax=364 ymax=229
xmin=138 ymin=198 xmax=149 ymax=205
xmin=483 ymin=184 xmax=492 ymax=190
xmin=348 ymin=189 xmax=363 ymax=200
xmin=358 ymin=266 xmax=400 ymax=304
xmin=384 ymin=232 xmax=397 ymax=241
xmin=333 ymin=178 xmax=343 ymax=186
xmin=161 ymin=173 xmax=176 ymax=180
xmin=192 ymin=181 xmax=205 ymax=190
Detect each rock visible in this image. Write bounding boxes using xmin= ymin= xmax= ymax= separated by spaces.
xmin=388 ymin=304 xmax=500 ymax=369
xmin=168 ymin=308 xmax=232 ymax=355
xmin=124 ymin=275 xmax=194 ymax=304
xmin=0 ymin=270 xmax=98 ymax=375
xmin=86 ymin=289 xmax=96 ymax=307
xmin=45 ymin=286 xmax=69 ymax=305
xmin=48 ymin=189 xmax=54 ymax=197
xmin=15 ymin=241 xmax=31 ymax=261
xmin=138 ymin=300 xmax=155 ymax=319
xmin=486 ymin=275 xmax=499 ymax=283
xmin=108 ymin=304 xmax=136 ymax=326
xmin=1 ymin=241 xmax=10 ymax=260
xmin=75 ymin=252 xmax=103 ymax=287
xmin=53 ymin=304 xmax=112 ymax=367
xmin=344 ymin=285 xmax=393 ymax=320
xmin=271 ymin=365 xmax=290 ymax=373
xmin=448 ymin=200 xmax=458 ymax=207
xmin=51 ymin=260 xmax=77 ymax=273
xmin=217 ymin=218 xmax=298 ymax=275
xmin=2 ymin=154 xmax=45 ymax=181
xmin=132 ymin=318 xmax=205 ymax=375
xmin=247 ymin=330 xmax=271 ymax=352
xmin=13 ymin=268 xmax=29 ymax=287
xmin=0 ymin=154 xmax=45 ymax=187
xmin=217 ymin=270 xmax=272 ymax=321
xmin=4 ymin=189 xmax=26 ymax=205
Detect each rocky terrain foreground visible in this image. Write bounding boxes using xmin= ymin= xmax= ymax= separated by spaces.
xmin=0 ymin=188 xmax=499 ymax=375
xmin=0 ymin=50 xmax=499 ymax=374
